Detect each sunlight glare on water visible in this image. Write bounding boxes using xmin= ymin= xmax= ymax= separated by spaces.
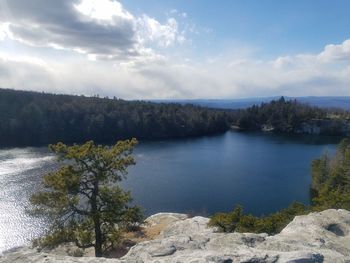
xmin=0 ymin=132 xmax=339 ymax=253
xmin=0 ymin=148 xmax=55 ymax=254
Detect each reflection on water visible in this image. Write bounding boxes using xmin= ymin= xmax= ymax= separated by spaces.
xmin=0 ymin=131 xmax=341 ymax=253
xmin=0 ymin=148 xmax=56 ymax=253
xmin=123 ymin=132 xmax=340 ymax=217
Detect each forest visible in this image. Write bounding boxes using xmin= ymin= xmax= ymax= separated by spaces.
xmin=311 ymin=138 xmax=350 ymax=210
xmin=237 ymin=97 xmax=320 ymax=132
xmin=0 ymin=88 xmax=235 ymax=146
xmin=1 ymin=89 xmax=348 ymax=147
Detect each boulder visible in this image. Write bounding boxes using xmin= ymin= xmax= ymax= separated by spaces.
xmin=1 ymin=209 xmax=350 ymax=262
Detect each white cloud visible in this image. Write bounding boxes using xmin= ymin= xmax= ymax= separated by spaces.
xmin=0 ymin=52 xmax=48 ymax=67
xmin=74 ymin=0 xmax=134 ymax=23
xmin=0 ymin=0 xmax=186 ymax=60
xmin=1 ymin=0 xmax=350 ymax=99
xmin=318 ymin=39 xmax=350 ymax=62
xmin=0 ymin=23 xmax=10 ymax=40
xmin=137 ymin=16 xmax=185 ymax=47
xmin=272 ymin=56 xmax=294 ymax=69
xmin=0 ymin=54 xmax=55 ymax=91
xmin=3 ymin=40 xmax=350 ymax=99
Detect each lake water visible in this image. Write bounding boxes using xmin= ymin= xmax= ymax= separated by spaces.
xmin=0 ymin=131 xmax=341 ymax=253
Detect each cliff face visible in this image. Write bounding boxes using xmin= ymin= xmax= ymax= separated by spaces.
xmin=256 ymin=119 xmax=350 ymax=136
xmin=1 ymin=209 xmax=350 ymax=263
xmin=298 ymin=119 xmax=350 ymax=136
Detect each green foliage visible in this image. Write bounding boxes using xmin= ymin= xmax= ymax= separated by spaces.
xmin=210 ymin=138 xmax=350 ymax=235
xmin=29 ymin=139 xmax=143 ymax=257
xmin=237 ymin=97 xmax=328 ymax=132
xmin=207 ymin=205 xmax=243 ymax=232
xmin=311 ymin=138 xmax=350 ymax=210
xmin=0 ymin=88 xmax=232 ymax=146
xmin=209 ymin=203 xmax=308 ymax=235
xmin=2 ymin=89 xmax=348 ymax=147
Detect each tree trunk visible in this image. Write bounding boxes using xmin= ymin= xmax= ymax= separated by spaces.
xmin=92 ymin=179 xmax=103 ymax=257
xmin=94 ymin=218 xmax=103 ymax=257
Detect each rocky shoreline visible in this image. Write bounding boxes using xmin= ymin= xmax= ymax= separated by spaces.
xmin=1 ymin=209 xmax=350 ymax=262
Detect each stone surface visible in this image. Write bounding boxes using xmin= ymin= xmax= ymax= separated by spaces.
xmin=1 ymin=209 xmax=350 ymax=263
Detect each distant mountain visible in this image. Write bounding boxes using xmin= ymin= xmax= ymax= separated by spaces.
xmin=152 ymin=97 xmax=350 ymax=110
xmin=295 ymin=97 xmax=350 ymax=109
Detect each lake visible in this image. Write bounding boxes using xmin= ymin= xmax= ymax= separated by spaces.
xmin=0 ymin=131 xmax=341 ymax=253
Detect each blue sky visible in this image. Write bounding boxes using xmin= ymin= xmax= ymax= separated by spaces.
xmin=122 ymin=0 xmax=350 ymax=57
xmin=0 ymin=0 xmax=350 ymax=99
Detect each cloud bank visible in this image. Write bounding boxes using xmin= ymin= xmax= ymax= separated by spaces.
xmin=0 ymin=0 xmax=350 ymax=99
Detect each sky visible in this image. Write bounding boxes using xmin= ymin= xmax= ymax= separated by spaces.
xmin=0 ymin=0 xmax=350 ymax=99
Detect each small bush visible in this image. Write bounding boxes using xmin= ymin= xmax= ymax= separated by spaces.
xmin=209 ymin=202 xmax=309 ymax=235
xmin=209 ymin=139 xmax=350 ymax=235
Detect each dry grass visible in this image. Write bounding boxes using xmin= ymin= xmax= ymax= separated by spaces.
xmin=105 ymin=216 xmax=178 ymax=258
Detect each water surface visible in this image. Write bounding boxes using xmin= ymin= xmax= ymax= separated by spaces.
xmin=0 ymin=131 xmax=340 ymax=253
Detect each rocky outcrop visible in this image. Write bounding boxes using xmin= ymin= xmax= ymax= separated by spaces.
xmin=1 ymin=209 xmax=350 ymax=263
xmin=298 ymin=119 xmax=350 ymax=136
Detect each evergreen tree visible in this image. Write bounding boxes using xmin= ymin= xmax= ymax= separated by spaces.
xmin=29 ymin=139 xmax=142 ymax=257
xmin=0 ymin=88 xmax=231 ymax=146
xmin=311 ymin=138 xmax=350 ymax=210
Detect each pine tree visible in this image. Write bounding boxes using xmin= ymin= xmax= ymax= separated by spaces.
xmin=29 ymin=139 xmax=142 ymax=257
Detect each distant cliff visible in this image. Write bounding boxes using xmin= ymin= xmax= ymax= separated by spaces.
xmin=236 ymin=97 xmax=350 ymax=136
xmin=258 ymin=118 xmax=350 ymax=136
xmin=1 ymin=209 xmax=350 ymax=262
xmin=297 ymin=118 xmax=350 ymax=136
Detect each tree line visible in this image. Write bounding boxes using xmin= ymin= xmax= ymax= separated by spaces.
xmin=0 ymin=88 xmax=234 ymax=146
xmin=311 ymin=138 xmax=350 ymax=210
xmin=236 ymin=96 xmax=329 ymax=132
xmin=1 ymin=88 xmax=348 ymax=147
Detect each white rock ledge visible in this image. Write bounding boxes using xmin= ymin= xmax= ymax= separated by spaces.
xmin=1 ymin=209 xmax=350 ymax=263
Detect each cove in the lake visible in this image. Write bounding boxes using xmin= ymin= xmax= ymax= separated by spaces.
xmin=0 ymin=131 xmax=341 ymax=253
